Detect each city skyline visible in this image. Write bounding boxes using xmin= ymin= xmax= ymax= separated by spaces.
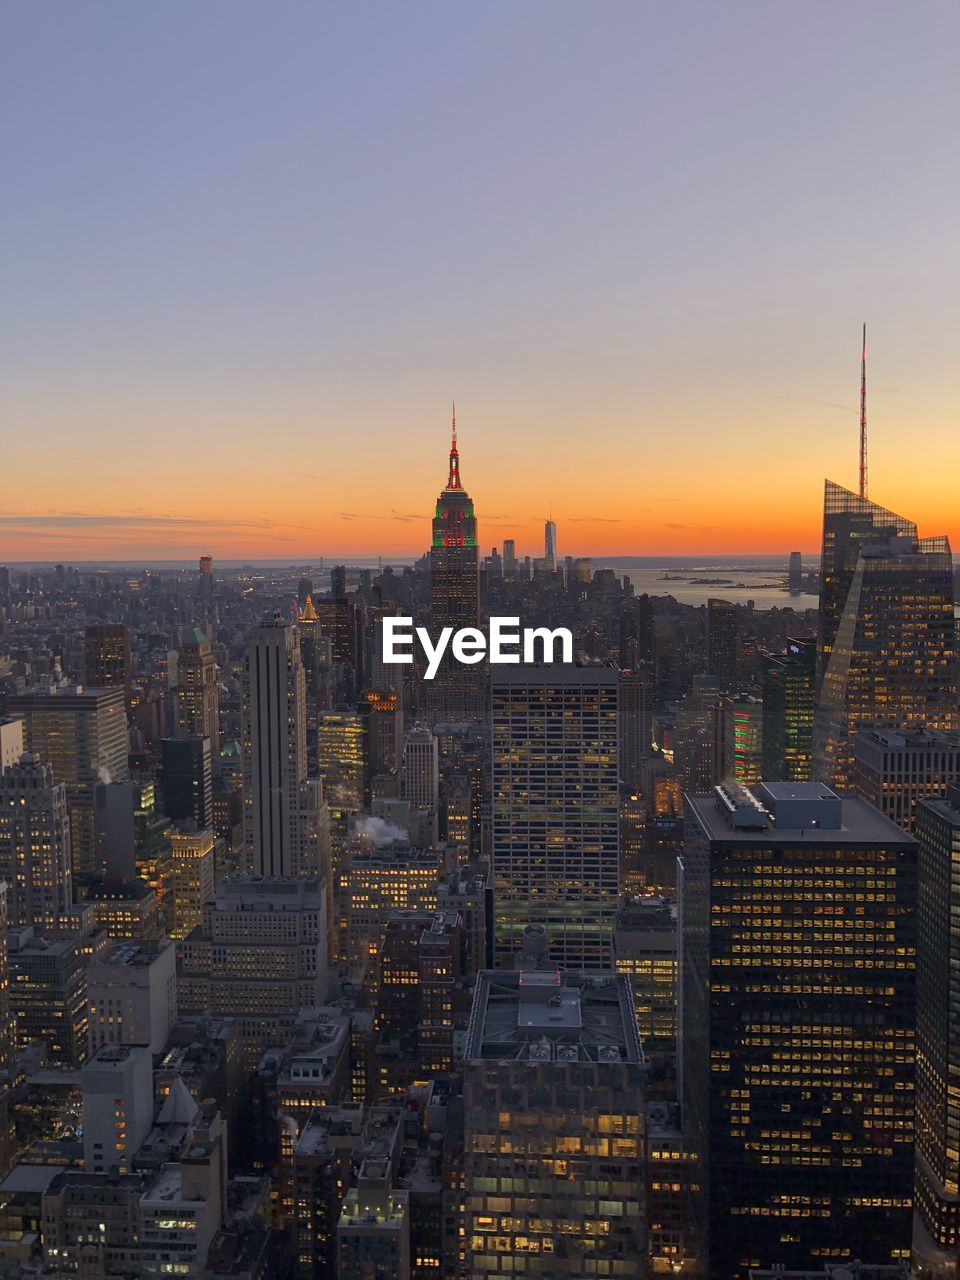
xmin=3 ymin=3 xmax=959 ymax=561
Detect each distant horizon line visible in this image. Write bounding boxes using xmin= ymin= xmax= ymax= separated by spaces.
xmin=4 ymin=551 xmax=830 ymax=568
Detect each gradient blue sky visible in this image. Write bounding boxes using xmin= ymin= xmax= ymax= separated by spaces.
xmin=2 ymin=2 xmax=958 ymax=560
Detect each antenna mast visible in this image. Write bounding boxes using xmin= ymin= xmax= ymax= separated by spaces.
xmin=859 ymin=323 xmax=867 ymax=499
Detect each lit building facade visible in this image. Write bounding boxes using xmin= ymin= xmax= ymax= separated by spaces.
xmin=682 ymin=782 xmax=917 ymax=1278
xmin=761 ymin=637 xmax=816 ymax=782
xmin=813 ymin=481 xmax=958 ymax=788
xmin=0 ymin=754 xmax=73 ymax=929
xmin=175 ymin=628 xmax=220 ymax=758
xmin=9 ymin=686 xmax=129 ymax=877
xmin=463 ymin=969 xmax=646 ymax=1277
xmin=854 ymin=728 xmax=960 ymax=835
xmin=492 ymin=665 xmax=620 ymax=970
xmin=914 ymin=786 xmax=960 ymax=1271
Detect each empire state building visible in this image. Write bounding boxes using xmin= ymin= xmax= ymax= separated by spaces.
xmin=427 ymin=409 xmax=483 ymax=721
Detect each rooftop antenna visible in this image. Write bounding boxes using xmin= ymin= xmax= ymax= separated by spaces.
xmin=859 ymin=323 xmax=868 ymax=499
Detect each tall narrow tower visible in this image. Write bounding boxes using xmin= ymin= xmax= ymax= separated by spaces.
xmin=859 ymin=322 xmax=868 ymax=500
xmin=241 ymin=612 xmax=309 ymax=876
xmin=428 ymin=406 xmax=483 ymax=722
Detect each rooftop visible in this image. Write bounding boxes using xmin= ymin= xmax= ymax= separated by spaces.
xmin=687 ymin=784 xmax=915 ymax=846
xmin=465 ymin=969 xmax=642 ymax=1064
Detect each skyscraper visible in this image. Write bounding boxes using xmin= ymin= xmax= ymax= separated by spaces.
xmin=682 ymin=782 xmax=917 ymax=1277
xmin=84 ymin=624 xmax=132 ymax=705
xmin=760 ymin=637 xmax=815 ymax=782
xmin=544 ymin=518 xmax=557 ymax=572
xmin=175 ymin=628 xmax=220 ymax=759
xmin=813 ymin=482 xmax=958 ymax=788
xmin=491 ymin=665 xmax=619 ymax=969
xmin=403 ymin=723 xmax=439 ymax=813
xmin=429 ymin=410 xmax=483 ymax=722
xmin=618 ymin=666 xmax=654 ymax=789
xmin=914 ymin=785 xmax=960 ymax=1268
xmin=241 ymin=612 xmax=308 ymax=877
xmin=463 ymin=968 xmax=646 ymax=1278
xmin=9 ymin=685 xmax=129 ymax=877
xmin=706 ymin=598 xmax=738 ymax=693
xmin=160 ymin=736 xmax=213 ymax=830
xmin=501 ymin=539 xmax=516 ymax=580
xmin=0 ymin=754 xmax=73 ymax=929
xmin=788 ymin=550 xmax=802 ymax=592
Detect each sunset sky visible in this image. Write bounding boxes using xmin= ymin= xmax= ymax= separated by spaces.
xmin=2 ymin=3 xmax=958 ymax=562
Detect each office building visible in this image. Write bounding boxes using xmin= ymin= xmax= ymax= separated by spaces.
xmin=177 ymin=875 xmax=329 ymax=1068
xmin=814 ymin=481 xmax=958 ymax=787
xmin=404 ymin=723 xmax=440 ymax=813
xmin=913 ymin=787 xmax=960 ymax=1269
xmin=720 ymin=693 xmax=764 ymax=788
xmin=86 ymin=937 xmax=177 ymax=1055
xmin=0 ymin=718 xmax=24 ymax=772
xmin=502 ymin=539 xmax=516 ymax=580
xmin=359 ymin=689 xmax=403 ymax=793
xmin=9 ymin=685 xmax=129 ymax=876
xmin=619 ymin=666 xmax=654 ymax=788
xmin=0 ymin=754 xmax=73 ymax=929
xmin=168 ymin=826 xmax=218 ymax=940
xmin=160 ymin=735 xmax=213 ymax=829
xmin=85 ymin=624 xmax=132 ymax=704
xmin=318 ymin=710 xmax=365 ymax=819
xmin=463 ymin=968 xmax=646 ymax=1277
xmin=613 ymin=894 xmax=677 ymax=1060
xmin=854 ymin=728 xmax=960 ymax=835
xmin=428 ymin=414 xmax=483 ymax=722
xmin=682 ymin=782 xmax=917 ymax=1277
xmin=761 ymin=638 xmax=815 ymax=782
xmin=788 ymin=551 xmax=803 ymax=592
xmin=544 ymin=518 xmax=557 ymax=572
xmin=492 ymin=665 xmax=620 ymax=970
xmin=82 ymin=1043 xmax=154 ymax=1173
xmin=706 ymin=599 xmax=738 ymax=693
xmin=174 ymin=628 xmax=220 ymax=758
xmin=241 ymin=613 xmax=309 ymax=877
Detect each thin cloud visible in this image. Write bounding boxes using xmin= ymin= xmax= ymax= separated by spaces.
xmin=777 ymin=396 xmax=856 ymax=416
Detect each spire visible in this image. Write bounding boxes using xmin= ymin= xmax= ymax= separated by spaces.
xmin=447 ymin=401 xmax=462 ymax=490
xmin=859 ymin=323 xmax=868 ymax=500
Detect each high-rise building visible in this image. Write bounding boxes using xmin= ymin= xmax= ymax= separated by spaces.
xmin=9 ymin=685 xmax=129 ymax=876
xmin=813 ymin=483 xmax=958 ymax=787
xmin=620 ymin=596 xmax=656 ymax=669
xmin=85 ymin=624 xmax=132 ymax=705
xmin=914 ymin=786 xmax=960 ymax=1268
xmin=177 ymin=875 xmax=329 ymax=1069
xmin=86 ymin=937 xmax=177 ymax=1055
xmin=492 ymin=665 xmax=619 ymax=970
xmin=160 ymin=736 xmax=213 ymax=830
xmin=618 ymin=666 xmax=654 ymax=788
xmin=241 ymin=613 xmax=308 ymax=877
xmin=788 ymin=550 xmax=803 ymax=592
xmin=0 ymin=754 xmax=73 ymax=929
xmin=544 ymin=518 xmax=557 ymax=573
xmin=612 ymin=894 xmax=677 ymax=1064
xmin=175 ymin=628 xmax=220 ymax=759
xmin=0 ymin=718 xmax=24 ymax=772
xmin=81 ymin=1043 xmax=154 ymax=1174
xmin=0 ymin=882 xmax=11 ymax=1177
xmin=318 ymin=710 xmax=365 ymax=818
xmin=168 ymin=826 xmax=217 ymax=940
xmin=359 ymin=690 xmax=403 ymax=795
xmin=682 ymin=782 xmax=917 ymax=1277
xmin=706 ymin=599 xmax=738 ymax=693
xmin=854 ymin=728 xmax=960 ymax=835
xmin=403 ymin=723 xmax=439 ymax=813
xmin=429 ymin=412 xmax=483 ymax=722
xmin=501 ymin=539 xmax=516 ymax=580
xmin=720 ymin=693 xmax=763 ymax=788
xmin=198 ymin=554 xmax=215 ymax=616
xmin=463 ymin=968 xmax=646 ymax=1278
xmin=760 ymin=637 xmax=815 ymax=782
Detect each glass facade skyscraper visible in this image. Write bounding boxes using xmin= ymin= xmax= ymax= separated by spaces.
xmin=813 ymin=481 xmax=957 ymax=788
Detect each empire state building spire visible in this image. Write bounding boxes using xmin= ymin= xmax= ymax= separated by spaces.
xmin=447 ymin=400 xmax=462 ymax=490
